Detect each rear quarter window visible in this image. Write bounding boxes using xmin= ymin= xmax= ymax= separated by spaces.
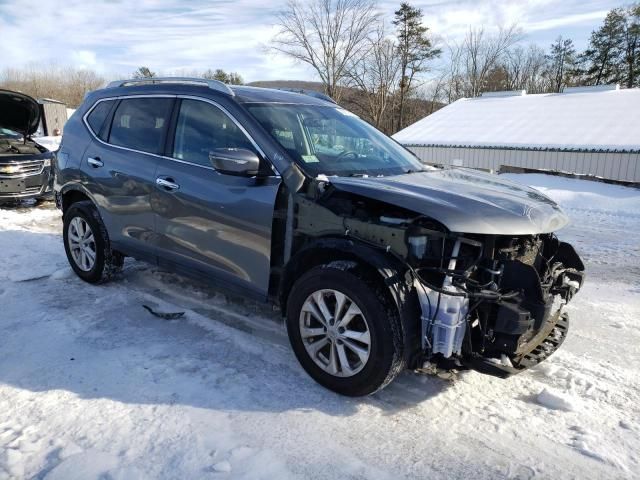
xmin=108 ymin=98 xmax=173 ymax=155
xmin=86 ymin=100 xmax=115 ymax=140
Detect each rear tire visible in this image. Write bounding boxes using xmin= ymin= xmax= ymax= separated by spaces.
xmin=63 ymin=200 xmax=123 ymax=284
xmin=286 ymin=261 xmax=405 ymax=396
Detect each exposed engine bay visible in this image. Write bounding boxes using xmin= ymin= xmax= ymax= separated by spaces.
xmin=289 ymin=179 xmax=585 ymax=377
xmin=0 ymin=138 xmax=45 ymax=157
xmin=411 ymin=230 xmax=584 ymax=376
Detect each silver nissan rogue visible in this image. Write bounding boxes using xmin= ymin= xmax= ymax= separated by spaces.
xmin=54 ymin=77 xmax=584 ymax=396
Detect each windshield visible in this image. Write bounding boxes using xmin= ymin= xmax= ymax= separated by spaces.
xmin=246 ymin=103 xmax=425 ymax=177
xmin=0 ymin=128 xmax=22 ymax=140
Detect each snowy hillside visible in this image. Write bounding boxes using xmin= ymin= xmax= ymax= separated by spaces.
xmin=0 ymin=174 xmax=638 ymax=479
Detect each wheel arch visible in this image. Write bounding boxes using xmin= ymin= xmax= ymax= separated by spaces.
xmin=59 ymin=184 xmax=96 ymax=214
xmin=279 ymin=237 xmax=421 ymax=366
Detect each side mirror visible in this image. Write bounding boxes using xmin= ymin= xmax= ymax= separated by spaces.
xmin=209 ymin=148 xmax=260 ymax=176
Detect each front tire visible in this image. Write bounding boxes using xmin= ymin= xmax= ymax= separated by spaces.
xmin=63 ymin=200 xmax=123 ymax=284
xmin=286 ymin=262 xmax=405 ymax=396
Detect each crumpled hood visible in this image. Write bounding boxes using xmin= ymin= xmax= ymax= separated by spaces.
xmin=0 ymin=89 xmax=40 ymax=137
xmin=329 ymin=168 xmax=569 ymax=235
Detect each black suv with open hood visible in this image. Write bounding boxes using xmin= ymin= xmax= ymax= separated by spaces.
xmin=0 ymin=89 xmax=54 ymax=202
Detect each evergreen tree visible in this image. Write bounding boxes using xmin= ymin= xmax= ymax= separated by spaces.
xmin=579 ymin=9 xmax=625 ymax=85
xmin=621 ymin=4 xmax=640 ymax=88
xmin=133 ymin=66 xmax=156 ymax=79
xmin=546 ymin=36 xmax=577 ymax=92
xmin=202 ymin=69 xmax=244 ymax=85
xmin=393 ymin=2 xmax=440 ymax=131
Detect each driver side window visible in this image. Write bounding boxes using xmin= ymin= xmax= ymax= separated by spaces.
xmin=172 ymin=99 xmax=257 ymax=167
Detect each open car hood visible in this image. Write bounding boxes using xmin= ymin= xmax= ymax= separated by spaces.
xmin=328 ymin=168 xmax=569 ymax=235
xmin=0 ymin=89 xmax=40 ymax=137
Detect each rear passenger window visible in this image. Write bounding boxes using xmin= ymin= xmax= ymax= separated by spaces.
xmin=172 ymin=99 xmax=256 ymax=167
xmin=87 ymin=100 xmax=114 ymax=140
xmin=108 ymin=98 xmax=173 ymax=154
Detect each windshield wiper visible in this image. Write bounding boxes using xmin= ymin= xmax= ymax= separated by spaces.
xmin=348 ymin=173 xmax=370 ymax=177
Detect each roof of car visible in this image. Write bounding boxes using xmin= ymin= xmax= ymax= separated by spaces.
xmin=88 ymin=77 xmax=337 ymax=111
xmin=97 ymin=78 xmax=336 ymax=108
xmin=230 ymin=85 xmax=335 ymax=106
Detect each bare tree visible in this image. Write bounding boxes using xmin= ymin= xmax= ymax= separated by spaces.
xmin=0 ymin=64 xmax=105 ymax=107
xmin=271 ymin=0 xmax=380 ymax=102
xmin=347 ymin=26 xmax=400 ymax=131
xmin=503 ymin=44 xmax=549 ymax=93
xmin=441 ymin=25 xmax=522 ymax=101
xmin=442 ymin=41 xmax=465 ymax=103
xmin=66 ymin=69 xmax=107 ymax=106
xmin=462 ymin=25 xmax=522 ymax=97
xmin=419 ymin=72 xmax=447 ymax=114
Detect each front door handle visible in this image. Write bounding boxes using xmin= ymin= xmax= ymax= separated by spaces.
xmin=156 ymin=177 xmax=180 ymax=191
xmin=87 ymin=157 xmax=103 ymax=168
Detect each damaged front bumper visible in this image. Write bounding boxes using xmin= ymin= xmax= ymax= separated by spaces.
xmin=464 ymin=312 xmax=570 ymax=378
xmin=413 ymin=234 xmax=584 ymax=379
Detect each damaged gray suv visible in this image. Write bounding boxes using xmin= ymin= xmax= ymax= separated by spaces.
xmin=55 ymin=77 xmax=584 ymax=396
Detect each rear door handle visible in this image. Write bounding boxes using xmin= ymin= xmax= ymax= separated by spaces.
xmin=156 ymin=177 xmax=180 ymax=191
xmin=87 ymin=157 xmax=103 ymax=168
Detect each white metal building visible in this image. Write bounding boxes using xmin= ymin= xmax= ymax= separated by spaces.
xmin=393 ymin=86 xmax=640 ymax=183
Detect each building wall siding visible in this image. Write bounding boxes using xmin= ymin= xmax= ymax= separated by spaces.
xmin=40 ymin=102 xmax=68 ymax=136
xmin=407 ymin=146 xmax=639 ymax=183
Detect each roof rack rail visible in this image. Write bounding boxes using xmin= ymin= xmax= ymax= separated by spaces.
xmin=274 ymin=87 xmax=337 ymax=104
xmin=105 ymin=77 xmax=235 ymax=96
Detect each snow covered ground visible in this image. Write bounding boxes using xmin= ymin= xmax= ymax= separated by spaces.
xmin=0 ymin=173 xmax=638 ymax=479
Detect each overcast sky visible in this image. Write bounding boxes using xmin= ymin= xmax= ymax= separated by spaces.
xmin=0 ymin=0 xmax=624 ymax=83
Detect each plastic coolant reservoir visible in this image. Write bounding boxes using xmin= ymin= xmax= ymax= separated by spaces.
xmin=427 ymin=287 xmax=468 ymax=358
xmin=416 ymin=238 xmax=469 ymax=358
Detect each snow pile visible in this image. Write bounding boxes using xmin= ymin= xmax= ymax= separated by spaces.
xmin=537 ymin=388 xmax=576 ymax=412
xmin=34 ymin=135 xmax=62 ymax=152
xmin=501 ymin=173 xmax=640 ymax=215
xmin=0 ymin=174 xmax=639 ymax=479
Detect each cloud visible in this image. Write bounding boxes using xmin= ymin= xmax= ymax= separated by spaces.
xmin=523 ymin=10 xmax=611 ymax=32
xmin=0 ymin=0 xmax=622 ymax=82
xmin=0 ymin=0 xmax=309 ymax=81
xmin=71 ymin=50 xmax=98 ymax=69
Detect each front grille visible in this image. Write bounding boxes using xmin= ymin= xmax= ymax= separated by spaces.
xmin=0 ymin=160 xmax=45 ymax=178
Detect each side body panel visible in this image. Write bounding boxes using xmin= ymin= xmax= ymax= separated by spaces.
xmin=81 ymin=139 xmax=161 ymax=258
xmin=153 ymin=94 xmax=282 ymax=298
xmin=154 ymin=160 xmax=281 ymax=298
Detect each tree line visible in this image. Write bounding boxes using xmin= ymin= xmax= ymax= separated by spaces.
xmin=0 ymin=65 xmax=244 ymax=109
xmin=131 ymin=66 xmax=244 ymax=85
xmin=0 ymin=1 xmax=637 ymax=135
xmin=272 ymin=0 xmax=640 ymax=134
xmin=0 ymin=65 xmax=105 ymax=109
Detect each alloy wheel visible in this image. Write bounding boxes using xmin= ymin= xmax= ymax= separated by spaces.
xmin=68 ymin=216 xmax=96 ymax=272
xmin=299 ymin=289 xmax=372 ymax=377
